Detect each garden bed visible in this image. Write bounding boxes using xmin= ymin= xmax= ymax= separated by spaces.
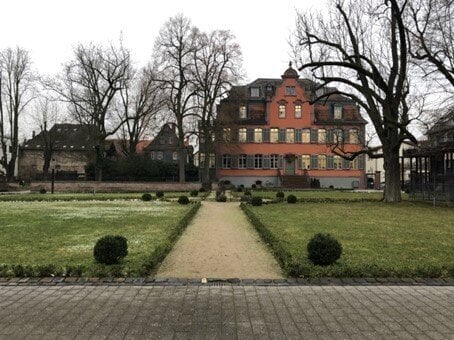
xmin=241 ymin=201 xmax=454 ymax=278
xmin=0 ymin=200 xmax=200 ymax=277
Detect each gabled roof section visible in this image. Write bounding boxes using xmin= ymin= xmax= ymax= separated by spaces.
xmin=23 ymin=124 xmax=98 ymax=151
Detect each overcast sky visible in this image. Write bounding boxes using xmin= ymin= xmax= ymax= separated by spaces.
xmin=0 ymin=0 xmax=326 ymax=82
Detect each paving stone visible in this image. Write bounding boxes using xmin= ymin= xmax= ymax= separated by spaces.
xmin=0 ymin=285 xmax=452 ymax=339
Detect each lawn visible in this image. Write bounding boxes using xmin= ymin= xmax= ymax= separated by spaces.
xmin=0 ymin=191 xmax=206 ymax=202
xmin=0 ymin=200 xmax=198 ymax=276
xmin=243 ymin=201 xmax=454 ymax=277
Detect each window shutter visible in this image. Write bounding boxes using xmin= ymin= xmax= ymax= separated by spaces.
xmin=310 ymin=155 xmax=318 ymax=169
xmin=231 ymin=154 xmax=238 ymax=169
xmin=295 ymin=129 xmax=302 ymax=142
xmin=216 ymin=154 xmax=222 ymax=168
xmin=247 ymin=129 xmax=254 ymax=142
xmin=246 ymin=155 xmax=254 ymax=169
xmin=343 ymin=129 xmax=349 ymax=144
xmin=358 ymin=154 xmax=365 ymax=170
xmin=278 ymin=155 xmax=284 ymax=169
xmin=327 ymin=129 xmax=334 ymax=144
xmin=296 ymin=155 xmax=302 ymax=169
xmin=327 ymin=155 xmax=334 ymax=169
xmin=262 ymin=129 xmax=270 ymax=142
xmin=263 ymin=155 xmax=270 ymax=169
xmin=278 ymin=129 xmax=286 ymax=142
xmin=310 ymin=129 xmax=318 ymax=143
xmin=342 ymin=158 xmax=350 ymax=169
xmin=231 ymin=128 xmax=238 ymax=142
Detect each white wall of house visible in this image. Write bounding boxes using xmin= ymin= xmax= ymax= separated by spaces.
xmin=0 ymin=138 xmax=18 ymax=178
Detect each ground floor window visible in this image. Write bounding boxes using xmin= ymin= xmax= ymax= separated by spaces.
xmin=222 ymin=154 xmax=231 ymax=168
xmin=270 ymin=154 xmax=279 ymax=169
xmin=301 ymin=154 xmax=310 ymax=169
xmin=333 ymin=155 xmax=342 ymax=169
xmin=254 ymin=154 xmax=263 ymax=169
xmin=318 ymin=155 xmax=326 ymax=169
xmin=238 ymin=154 xmax=246 ymax=168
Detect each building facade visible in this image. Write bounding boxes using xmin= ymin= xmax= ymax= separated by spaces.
xmin=214 ymin=65 xmax=367 ymax=188
xmin=143 ymin=123 xmax=193 ymax=165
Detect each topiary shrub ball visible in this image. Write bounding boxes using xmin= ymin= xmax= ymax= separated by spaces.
xmin=251 ymin=196 xmax=263 ymax=206
xmin=142 ymin=193 xmax=152 ymax=201
xmin=199 ymin=187 xmax=206 ymax=193
xmin=39 ymin=188 xmax=47 ymax=194
xmin=190 ymin=190 xmax=199 ymax=197
xmin=287 ymin=194 xmax=297 ymax=203
xmin=307 ymin=233 xmax=342 ymax=266
xmin=178 ymin=195 xmax=190 ymax=205
xmin=276 ymin=191 xmax=285 ymax=198
xmin=94 ymin=235 xmax=128 ymax=265
xmin=156 ymin=191 xmax=164 ymax=198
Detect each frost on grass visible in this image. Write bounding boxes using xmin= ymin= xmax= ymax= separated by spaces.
xmin=1 ymin=201 xmax=174 ymax=220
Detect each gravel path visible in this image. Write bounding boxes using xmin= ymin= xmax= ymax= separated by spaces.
xmin=157 ymin=201 xmax=283 ymax=279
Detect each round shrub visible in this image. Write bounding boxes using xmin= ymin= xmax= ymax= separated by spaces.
xmin=276 ymin=191 xmax=285 ymax=198
xmin=307 ymin=233 xmax=342 ymax=266
xmin=141 ymin=193 xmax=152 ymax=201
xmin=190 ymin=190 xmax=199 ymax=197
xmin=199 ymin=187 xmax=206 ymax=193
xmin=250 ymin=196 xmax=263 ymax=206
xmin=236 ymin=186 xmax=243 ymax=192
xmin=39 ymin=188 xmax=47 ymax=194
xmin=178 ymin=195 xmax=190 ymax=205
xmin=156 ymin=191 xmax=164 ymax=198
xmin=93 ymin=235 xmax=128 ymax=265
xmin=251 ymin=184 xmax=257 ymax=189
xmin=244 ymin=189 xmax=252 ymax=196
xmin=216 ymin=194 xmax=227 ymax=202
xmin=287 ymin=194 xmax=297 ymax=204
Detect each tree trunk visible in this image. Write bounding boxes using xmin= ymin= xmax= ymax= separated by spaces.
xmin=95 ymin=145 xmax=103 ymax=182
xmin=178 ymin=145 xmax=186 ymax=183
xmin=383 ymin=149 xmax=402 ymax=203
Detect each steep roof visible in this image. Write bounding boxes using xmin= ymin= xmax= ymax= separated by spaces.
xmin=23 ymin=124 xmax=98 ymax=151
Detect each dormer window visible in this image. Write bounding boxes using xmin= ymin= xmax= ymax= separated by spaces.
xmin=334 ymin=105 xmax=343 ymax=120
xmin=239 ymin=106 xmax=247 ymax=119
xmin=250 ymin=87 xmax=260 ymax=97
xmin=285 ymin=86 xmax=296 ymax=96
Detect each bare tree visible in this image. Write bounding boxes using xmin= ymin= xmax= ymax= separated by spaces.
xmin=31 ymin=97 xmax=62 ymax=180
xmin=117 ymin=66 xmax=164 ymax=155
xmin=0 ymin=47 xmax=34 ymax=182
xmin=153 ymin=14 xmax=199 ymax=183
xmin=51 ymin=42 xmax=131 ymax=180
xmin=192 ymin=29 xmax=243 ymax=188
xmin=293 ymin=0 xmax=416 ymax=203
xmin=409 ymin=0 xmax=454 ymax=94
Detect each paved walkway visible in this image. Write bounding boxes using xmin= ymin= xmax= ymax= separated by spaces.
xmin=0 ymin=285 xmax=452 ymax=339
xmin=157 ymin=200 xmax=283 ymax=279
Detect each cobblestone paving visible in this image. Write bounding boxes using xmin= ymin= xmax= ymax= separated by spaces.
xmin=0 ymin=285 xmax=452 ymax=339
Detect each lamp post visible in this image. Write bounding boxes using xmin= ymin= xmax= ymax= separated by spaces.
xmin=50 ymin=158 xmax=56 ymax=194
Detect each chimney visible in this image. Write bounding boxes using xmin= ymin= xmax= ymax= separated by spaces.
xmin=32 ymin=131 xmax=35 ymax=138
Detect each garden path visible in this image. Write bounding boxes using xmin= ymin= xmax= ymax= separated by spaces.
xmin=156 ymin=198 xmax=283 ymax=279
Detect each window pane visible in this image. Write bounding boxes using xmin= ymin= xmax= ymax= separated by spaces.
xmin=250 ymin=87 xmax=260 ymax=97
xmin=295 ymin=105 xmax=302 ymax=118
xmin=238 ymin=128 xmax=247 ymax=142
xmin=286 ymin=129 xmax=294 ymax=143
xmin=318 ymin=129 xmax=326 ymax=143
xmin=318 ymin=155 xmax=326 ymax=169
xmin=239 ymin=106 xmax=247 ymax=119
xmin=238 ymin=154 xmax=247 ymax=168
xmin=333 ymin=155 xmax=342 ymax=169
xmin=254 ymin=128 xmax=262 ymax=143
xmin=334 ymin=105 xmax=343 ymax=119
xmin=302 ymin=129 xmax=310 ymax=143
xmin=270 ymin=154 xmax=279 ymax=169
xmin=279 ymin=105 xmax=286 ymax=118
xmin=349 ymin=129 xmax=359 ymax=144
xmin=222 ymin=154 xmax=231 ymax=168
xmin=285 ymin=86 xmax=295 ymax=95
xmin=254 ymin=154 xmax=263 ymax=169
xmin=223 ymin=128 xmax=231 ymax=142
xmin=301 ymin=155 xmax=310 ymax=169
xmin=270 ymin=128 xmax=279 ymax=143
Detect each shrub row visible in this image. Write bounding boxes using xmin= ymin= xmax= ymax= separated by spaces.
xmin=0 ymin=264 xmax=85 ymax=278
xmin=240 ymin=204 xmax=454 ymax=278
